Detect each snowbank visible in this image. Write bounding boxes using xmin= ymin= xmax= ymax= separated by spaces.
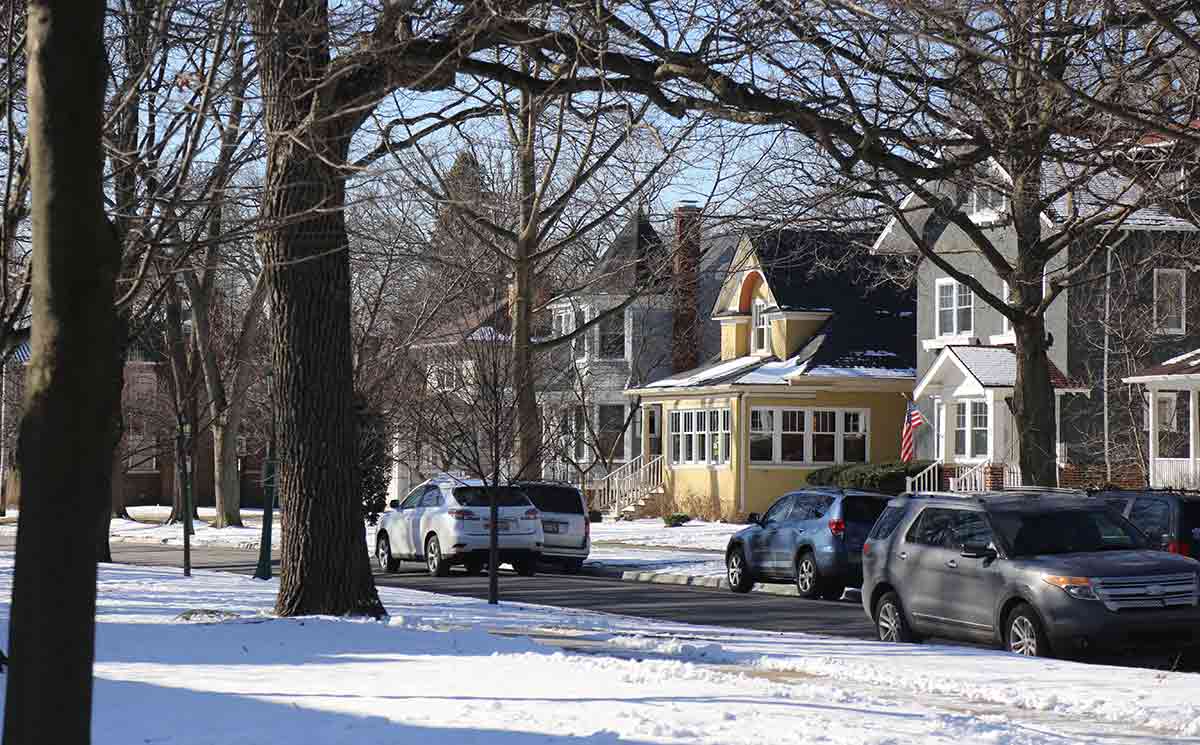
xmin=590 ymin=518 xmax=742 ymax=552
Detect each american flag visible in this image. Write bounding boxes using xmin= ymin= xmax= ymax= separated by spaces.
xmin=901 ymin=401 xmax=926 ymax=462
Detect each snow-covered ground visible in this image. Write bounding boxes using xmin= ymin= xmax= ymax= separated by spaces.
xmin=586 ymin=546 xmax=726 ymax=577
xmin=0 ymin=552 xmax=1195 ymax=743
xmin=590 ymin=518 xmax=743 ymax=552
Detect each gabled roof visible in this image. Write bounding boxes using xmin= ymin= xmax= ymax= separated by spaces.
xmin=747 ymin=229 xmax=879 ymax=312
xmin=914 ymin=345 xmax=1085 ymax=399
xmin=585 ymin=208 xmax=664 ymax=293
xmin=1124 ymin=348 xmax=1200 ymax=383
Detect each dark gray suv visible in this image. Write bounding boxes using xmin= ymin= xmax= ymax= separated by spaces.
xmin=725 ymin=488 xmax=889 ymax=598
xmin=861 ymin=492 xmax=1200 ymax=657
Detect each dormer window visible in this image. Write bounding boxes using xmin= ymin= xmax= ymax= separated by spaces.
xmin=752 ymin=300 xmax=770 ymax=354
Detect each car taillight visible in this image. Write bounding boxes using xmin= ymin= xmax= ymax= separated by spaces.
xmin=525 ymin=508 xmax=540 ymax=520
xmin=1168 ymin=540 xmax=1191 ymax=557
xmin=828 ymin=518 xmax=845 ymax=538
xmin=447 ymin=509 xmax=479 ymax=521
xmin=862 ymin=540 xmax=871 ymax=556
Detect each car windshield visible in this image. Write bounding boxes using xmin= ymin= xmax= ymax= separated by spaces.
xmin=989 ymin=509 xmax=1146 ymax=557
xmin=520 ymin=485 xmax=584 ymax=514
xmin=452 ymin=487 xmax=532 ymax=508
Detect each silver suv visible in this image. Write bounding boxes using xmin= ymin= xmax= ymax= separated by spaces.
xmin=862 ymin=492 xmax=1200 ymax=658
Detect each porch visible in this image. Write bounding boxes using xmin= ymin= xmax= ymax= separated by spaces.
xmin=1124 ymin=349 xmax=1200 ymax=490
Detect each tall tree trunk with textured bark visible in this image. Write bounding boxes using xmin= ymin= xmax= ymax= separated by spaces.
xmin=3 ymin=2 xmax=121 ymax=742
xmin=251 ymin=0 xmax=382 ymax=617
xmin=511 ymin=90 xmax=539 ymax=480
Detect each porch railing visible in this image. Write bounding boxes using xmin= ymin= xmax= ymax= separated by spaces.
xmin=949 ymin=461 xmax=987 ymax=492
xmin=905 ymin=460 xmax=941 ymax=493
xmin=594 ymin=454 xmax=664 ymax=515
xmin=1003 ymin=465 xmax=1023 ymax=488
xmin=1152 ymin=458 xmax=1200 ymax=489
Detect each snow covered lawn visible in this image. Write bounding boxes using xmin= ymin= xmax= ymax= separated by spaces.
xmin=590 ymin=517 xmax=742 ymax=552
xmin=1 ymin=553 xmax=1197 ymax=743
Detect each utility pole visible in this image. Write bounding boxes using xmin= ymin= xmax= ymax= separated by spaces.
xmin=255 ymin=370 xmax=275 ymax=580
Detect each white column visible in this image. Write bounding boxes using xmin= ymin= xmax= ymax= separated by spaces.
xmin=1148 ymin=386 xmax=1160 ymax=486
xmin=1054 ymin=393 xmax=1063 ymax=465
xmin=1190 ymin=388 xmax=1199 ymax=485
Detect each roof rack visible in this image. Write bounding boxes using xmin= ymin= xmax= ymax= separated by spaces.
xmin=998 ymin=486 xmax=1088 ymax=496
xmin=900 ymin=491 xmax=986 ymax=503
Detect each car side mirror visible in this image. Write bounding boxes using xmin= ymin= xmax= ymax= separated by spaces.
xmin=746 ymin=512 xmax=762 ymax=526
xmin=388 ymin=499 xmax=400 ymax=510
xmin=961 ymin=543 xmax=997 ymax=560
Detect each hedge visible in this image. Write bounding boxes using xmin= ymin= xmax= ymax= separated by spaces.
xmin=805 ymin=460 xmax=934 ymax=495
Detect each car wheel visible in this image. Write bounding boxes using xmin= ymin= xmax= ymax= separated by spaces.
xmin=726 ymin=547 xmax=754 ymax=593
xmin=563 ymin=559 xmax=584 ymax=575
xmin=376 ymin=533 xmax=400 ymax=573
xmin=462 ymin=558 xmax=484 ymax=576
xmin=514 ymin=557 xmax=538 ymax=577
xmin=425 ymin=535 xmax=449 ymax=577
xmin=1005 ymin=604 xmax=1051 ymax=657
xmin=875 ymin=591 xmax=919 ymax=643
xmin=794 ymin=551 xmax=824 ymax=599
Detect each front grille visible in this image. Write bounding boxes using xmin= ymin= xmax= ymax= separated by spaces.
xmin=1092 ymin=573 xmax=1198 ymax=611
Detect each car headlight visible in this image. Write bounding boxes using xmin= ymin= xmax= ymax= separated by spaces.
xmin=1042 ymin=575 xmax=1098 ymax=600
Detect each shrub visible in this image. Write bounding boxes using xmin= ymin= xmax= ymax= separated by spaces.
xmin=806 ymin=460 xmax=933 ymax=495
xmin=663 ymin=512 xmax=692 ymax=528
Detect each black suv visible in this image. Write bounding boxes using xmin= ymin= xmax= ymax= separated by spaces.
xmin=725 ymin=488 xmax=890 ymax=598
xmin=1096 ymin=489 xmax=1200 ymax=558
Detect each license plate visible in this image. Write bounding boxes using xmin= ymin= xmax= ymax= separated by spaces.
xmin=486 ymin=520 xmax=513 ymax=531
xmin=543 ymin=522 xmax=560 ymax=534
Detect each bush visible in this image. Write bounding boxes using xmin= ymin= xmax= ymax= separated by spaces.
xmin=663 ymin=512 xmax=692 ymax=528
xmin=806 ymin=460 xmax=933 ymax=495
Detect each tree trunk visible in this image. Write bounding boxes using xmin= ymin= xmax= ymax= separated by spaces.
xmin=1012 ymin=315 xmax=1058 ymax=486
xmin=251 ymin=0 xmax=382 ymax=617
xmin=3 ymin=2 xmax=120 ymax=743
xmin=512 ymin=89 xmax=540 ymax=479
xmin=211 ymin=413 xmax=242 ymax=527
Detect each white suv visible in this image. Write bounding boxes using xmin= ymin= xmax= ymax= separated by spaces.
xmin=375 ymin=478 xmax=544 ymax=577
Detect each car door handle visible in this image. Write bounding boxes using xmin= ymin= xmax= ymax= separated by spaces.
xmin=897 ymin=551 xmax=908 ymax=560
xmin=945 ymin=559 xmax=958 ymax=569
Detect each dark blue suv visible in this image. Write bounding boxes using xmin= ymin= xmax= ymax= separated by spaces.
xmin=725 ymin=488 xmax=890 ymax=598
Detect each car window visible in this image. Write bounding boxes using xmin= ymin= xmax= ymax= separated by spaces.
xmin=520 ymin=484 xmax=585 ymax=515
xmin=842 ymin=495 xmax=887 ymax=525
xmin=400 ymin=487 xmax=424 ymax=510
xmin=1181 ymin=501 xmax=1200 ymax=553
xmin=948 ymin=510 xmax=993 ymax=549
xmin=762 ymin=496 xmax=794 ymax=525
xmin=420 ymin=488 xmax=443 ymax=508
xmin=787 ymin=496 xmax=813 ymax=521
xmin=868 ymin=506 xmax=907 ymax=540
xmin=452 ymin=486 xmax=532 ymax=507
xmin=990 ymin=509 xmax=1145 ymax=557
xmin=1129 ymin=498 xmax=1171 ymax=540
xmin=1104 ymin=498 xmax=1130 ymax=516
xmin=905 ymin=508 xmax=958 ymax=546
xmin=811 ymin=496 xmax=835 ymax=519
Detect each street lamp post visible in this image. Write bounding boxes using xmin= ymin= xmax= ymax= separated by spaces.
xmin=180 ymin=419 xmax=193 ymax=577
xmin=254 ymin=370 xmax=275 ymax=580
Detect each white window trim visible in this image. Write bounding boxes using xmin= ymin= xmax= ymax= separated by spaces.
xmin=970 ymin=182 xmax=1007 ymax=221
xmin=594 ymin=307 xmax=629 ymax=362
xmin=748 ymin=406 xmax=871 ymax=467
xmin=951 ymin=398 xmax=991 ymax=462
xmin=751 ymin=299 xmax=770 ymax=355
xmin=1153 ymin=267 xmax=1187 ymax=335
xmin=935 ymin=277 xmax=974 ymax=338
xmin=1144 ymin=391 xmax=1180 ymax=433
xmin=669 ymin=407 xmax=732 ymax=468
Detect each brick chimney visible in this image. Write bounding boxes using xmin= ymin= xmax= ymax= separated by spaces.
xmin=672 ymin=202 xmax=702 ymax=373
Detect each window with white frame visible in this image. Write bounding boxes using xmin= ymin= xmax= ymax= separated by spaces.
xmin=671 ymin=408 xmax=732 ymax=465
xmin=749 ymin=407 xmax=870 ymax=465
xmin=598 ymin=404 xmax=626 ymax=461
xmin=936 ymin=278 xmax=973 ymax=337
xmin=597 ymin=310 xmax=626 ymax=360
xmin=972 ymin=182 xmax=1006 ymax=215
xmin=1144 ymin=392 xmax=1179 ymax=432
xmin=953 ymin=400 xmax=989 ymax=459
xmin=752 ymin=299 xmax=770 ymax=354
xmin=1154 ymin=268 xmax=1186 ymax=335
xmin=572 ymin=406 xmax=586 ymax=460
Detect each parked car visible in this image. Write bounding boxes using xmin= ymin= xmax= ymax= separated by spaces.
xmin=375 ymin=478 xmax=544 ymax=577
xmin=725 ymin=488 xmax=891 ymax=598
xmin=513 ymin=480 xmax=589 ymax=573
xmin=861 ymin=491 xmax=1200 ymax=658
xmin=1095 ymin=489 xmax=1200 ymax=557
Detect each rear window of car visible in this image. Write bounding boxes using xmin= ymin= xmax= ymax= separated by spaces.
xmin=989 ymin=508 xmax=1145 ymax=556
xmin=841 ymin=495 xmax=888 ymax=524
xmin=520 ymin=484 xmax=584 ymax=514
xmin=868 ymin=505 xmax=907 ymax=540
xmin=452 ymin=487 xmax=532 ymax=508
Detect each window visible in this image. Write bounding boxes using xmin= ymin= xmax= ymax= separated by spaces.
xmin=597 ymin=310 xmax=626 ymax=359
xmin=647 ymin=407 xmax=662 ymax=456
xmin=936 ymin=279 xmax=973 ymax=337
xmin=1154 ymin=268 xmax=1186 ymax=334
xmin=598 ymin=405 xmax=626 ymax=461
xmin=972 ymin=182 xmax=1006 ymax=215
xmin=905 ymin=508 xmax=958 ymax=546
xmin=752 ymin=299 xmax=770 ymax=354
xmin=1144 ymin=392 xmax=1179 ymax=432
xmin=948 ymin=511 xmax=993 ymax=549
xmin=761 ymin=496 xmax=794 ymax=525
xmin=669 ymin=407 xmax=732 ymax=466
xmin=781 ymin=410 xmax=806 ymax=462
xmin=400 ymin=486 xmax=425 ymax=510
xmin=573 ymin=406 xmax=586 ymax=460
xmin=1129 ymin=498 xmax=1171 ymax=541
xmin=868 ymin=505 xmax=907 ymax=540
xmin=126 ymin=426 xmax=158 ymax=473
xmin=953 ymin=400 xmax=989 ymax=459
xmin=789 ymin=496 xmax=816 ymax=521
xmin=573 ymin=309 xmax=587 ymax=357
xmin=749 ymin=407 xmax=870 ymax=465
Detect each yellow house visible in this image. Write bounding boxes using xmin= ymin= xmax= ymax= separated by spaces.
xmin=621 ymin=230 xmax=915 ymax=518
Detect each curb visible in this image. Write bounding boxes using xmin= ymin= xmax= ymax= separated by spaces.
xmin=619 ymin=570 xmax=862 ymax=601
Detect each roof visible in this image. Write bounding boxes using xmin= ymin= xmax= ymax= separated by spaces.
xmin=749 ymin=230 xmax=884 ymax=312
xmin=915 ymin=345 xmax=1084 ymax=398
xmin=585 ymin=209 xmax=664 ymax=293
xmin=1124 ymin=348 xmax=1200 ymax=382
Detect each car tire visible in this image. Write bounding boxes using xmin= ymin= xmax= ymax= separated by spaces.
xmin=563 ymin=559 xmax=584 ymax=575
xmin=425 ymin=534 xmax=449 ymax=577
xmin=820 ymin=583 xmax=846 ymax=601
xmin=462 ymin=558 xmax=484 ymax=576
xmin=875 ymin=591 xmax=919 ymax=644
xmin=1005 ymin=603 xmax=1051 ymax=658
xmin=376 ymin=533 xmax=400 ymax=573
xmin=726 ymin=546 xmax=754 ymax=593
xmin=794 ymin=551 xmax=824 ymax=599
xmin=514 ymin=556 xmax=538 ymax=577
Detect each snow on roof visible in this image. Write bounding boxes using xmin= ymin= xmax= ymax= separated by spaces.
xmin=737 ymin=357 xmax=803 ymax=385
xmin=644 ymin=355 xmax=764 ymax=388
xmin=1125 ymin=348 xmax=1200 ymax=380
xmin=806 ymin=365 xmax=916 ymax=379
